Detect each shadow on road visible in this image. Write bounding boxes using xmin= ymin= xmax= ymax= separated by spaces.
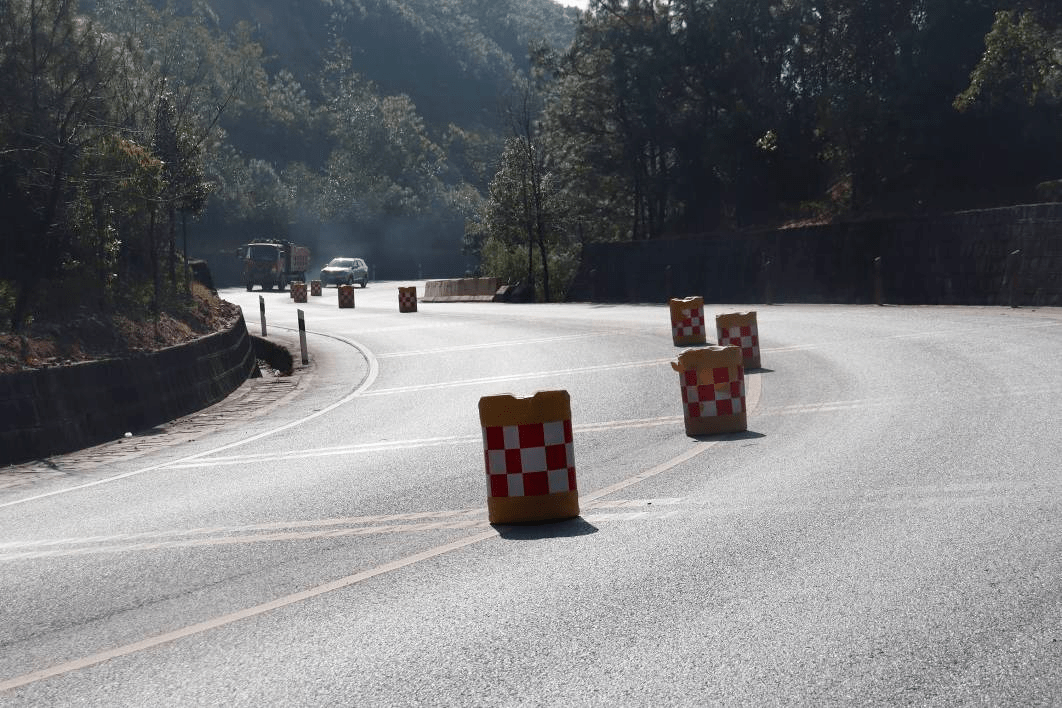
xmin=493 ymin=516 xmax=599 ymax=541
xmin=690 ymin=429 xmax=766 ymax=443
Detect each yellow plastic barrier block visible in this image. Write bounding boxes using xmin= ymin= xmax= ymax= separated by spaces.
xmin=716 ymin=311 xmax=761 ymax=370
xmin=671 ymin=346 xmax=747 ymax=436
xmin=399 ymin=286 xmax=418 ymax=312
xmin=291 ymin=281 xmax=307 ymax=303
xmin=669 ymin=296 xmax=707 ymax=346
xmin=337 ymin=284 xmax=356 ymax=308
xmin=478 ymin=390 xmax=580 ymax=524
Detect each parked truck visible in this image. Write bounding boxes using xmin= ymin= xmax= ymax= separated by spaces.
xmin=239 ymin=239 xmax=311 ymax=292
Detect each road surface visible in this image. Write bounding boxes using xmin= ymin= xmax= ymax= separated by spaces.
xmin=1 ymin=283 xmax=1060 ymax=705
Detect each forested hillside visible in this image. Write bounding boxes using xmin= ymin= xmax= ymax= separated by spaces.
xmin=89 ymin=0 xmax=581 ymax=285
xmin=470 ymin=0 xmax=1062 ymax=301
xmin=3 ymin=0 xmax=1060 ymax=336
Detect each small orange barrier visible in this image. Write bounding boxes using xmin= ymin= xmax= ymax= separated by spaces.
xmin=337 ymin=284 xmax=356 ymax=309
xmin=291 ymin=281 xmax=307 ymax=303
xmin=310 ymin=280 xmax=322 ymax=297
xmin=478 ymin=390 xmax=580 ymax=524
xmin=669 ymin=296 xmax=707 ymax=346
xmin=671 ymin=347 xmax=747 ymax=436
xmin=399 ymin=286 xmax=418 ymax=312
xmin=715 ymin=312 xmax=760 ymax=370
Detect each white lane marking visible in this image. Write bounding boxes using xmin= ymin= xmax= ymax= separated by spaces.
xmin=0 ymin=509 xmax=486 ymax=551
xmin=761 ymin=318 xmax=1062 ymax=354
xmin=0 ymin=375 xmax=761 ymax=690
xmin=0 ymin=500 xmax=688 ymax=556
xmin=0 ymin=529 xmax=498 ymax=693
xmin=0 ymin=331 xmax=380 ymax=511
xmin=361 ymin=357 xmax=673 ymax=397
xmin=375 ymin=331 xmax=617 ymax=358
xmin=0 ymin=519 xmax=492 ymax=561
xmin=160 ymin=416 xmax=687 ymax=470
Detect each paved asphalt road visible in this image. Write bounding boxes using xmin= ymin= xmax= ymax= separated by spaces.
xmin=0 ymin=283 xmax=1060 ymax=705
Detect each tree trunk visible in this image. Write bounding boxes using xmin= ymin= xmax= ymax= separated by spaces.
xmin=10 ymin=277 xmax=38 ymax=333
xmin=167 ymin=204 xmax=177 ymax=294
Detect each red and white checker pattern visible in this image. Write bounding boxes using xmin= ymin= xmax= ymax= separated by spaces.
xmin=399 ymin=291 xmax=417 ymax=310
xmin=718 ymin=325 xmax=759 ymax=361
xmin=672 ymin=307 xmax=705 ymax=338
xmin=310 ymin=280 xmax=322 ymax=296
xmin=680 ymin=366 xmax=745 ymax=418
xmin=482 ymin=419 xmax=576 ymax=498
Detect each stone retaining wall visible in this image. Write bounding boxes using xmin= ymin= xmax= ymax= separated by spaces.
xmin=567 ymin=204 xmax=1062 ymax=306
xmin=0 ymin=313 xmax=256 ymax=466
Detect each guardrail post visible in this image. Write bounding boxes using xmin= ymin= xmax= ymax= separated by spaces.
xmin=1004 ymin=249 xmax=1022 ymax=308
xmin=873 ymin=256 xmax=884 ymax=306
xmin=762 ymin=258 xmax=773 ymax=305
xmin=297 ymin=309 xmax=308 ymax=365
xmin=259 ymin=296 xmax=267 ymax=336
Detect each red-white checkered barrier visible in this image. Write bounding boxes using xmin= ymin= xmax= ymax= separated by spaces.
xmin=680 ymin=366 xmax=745 ymax=418
xmin=337 ymin=284 xmax=356 ymax=308
xmin=671 ymin=346 xmax=747 ymax=436
xmin=310 ymin=280 xmax=322 ymax=297
xmin=674 ymin=307 xmax=704 ymax=339
xmin=483 ymin=419 xmax=576 ymax=498
xmin=715 ymin=312 xmax=761 ymax=369
xmin=291 ymin=280 xmax=307 ymax=303
xmin=669 ymin=296 xmax=707 ymax=346
xmin=399 ymin=286 xmax=417 ymax=312
xmin=718 ymin=325 xmax=758 ymax=363
xmin=477 ymin=390 xmax=580 ymax=524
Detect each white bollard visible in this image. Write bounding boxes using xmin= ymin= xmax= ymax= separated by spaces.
xmin=297 ymin=309 xmax=308 ymax=365
xmin=259 ymin=296 xmax=267 ymax=337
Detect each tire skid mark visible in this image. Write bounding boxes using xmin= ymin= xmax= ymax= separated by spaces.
xmin=0 ymin=500 xmax=690 ymax=562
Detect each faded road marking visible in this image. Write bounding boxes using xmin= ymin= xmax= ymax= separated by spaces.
xmin=0 ymin=375 xmax=761 ymax=690
xmin=0 ymin=500 xmax=690 ymax=562
xmin=361 ymin=357 xmax=674 ymax=397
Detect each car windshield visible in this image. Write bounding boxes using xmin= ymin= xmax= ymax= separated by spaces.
xmin=326 ymin=259 xmax=355 ymax=268
xmin=247 ymin=245 xmax=278 ymax=260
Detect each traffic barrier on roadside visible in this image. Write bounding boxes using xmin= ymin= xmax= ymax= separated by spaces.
xmin=399 ymin=286 xmax=418 ymax=312
xmin=671 ymin=346 xmax=747 ymax=436
xmin=422 ymin=277 xmax=502 ymax=302
xmin=669 ymin=296 xmax=707 ymax=346
xmin=478 ymin=390 xmax=580 ymax=524
xmin=310 ymin=280 xmax=322 ymax=297
xmin=291 ymin=280 xmax=307 ymax=303
xmin=338 ymin=284 xmax=356 ymax=309
xmin=715 ymin=311 xmax=760 ymax=370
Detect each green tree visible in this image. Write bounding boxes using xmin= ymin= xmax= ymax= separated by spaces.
xmin=0 ymin=0 xmax=135 ymax=330
xmin=955 ymin=5 xmax=1062 ymax=110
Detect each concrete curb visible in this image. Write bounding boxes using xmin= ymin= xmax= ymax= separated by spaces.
xmin=0 ymin=313 xmax=257 ymax=466
xmin=422 ymin=277 xmax=501 ymax=302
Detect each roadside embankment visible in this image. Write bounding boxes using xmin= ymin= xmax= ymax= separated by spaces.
xmin=0 ymin=313 xmax=257 ymax=466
